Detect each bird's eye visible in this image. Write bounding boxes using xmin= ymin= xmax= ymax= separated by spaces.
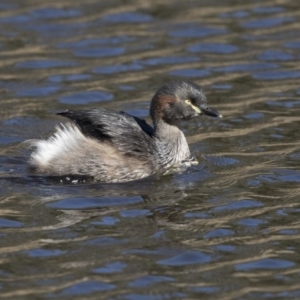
xmin=185 ymin=99 xmax=191 ymax=105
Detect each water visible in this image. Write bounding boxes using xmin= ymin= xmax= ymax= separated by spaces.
xmin=0 ymin=0 xmax=300 ymax=299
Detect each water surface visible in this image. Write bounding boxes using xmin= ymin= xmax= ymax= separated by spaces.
xmin=0 ymin=0 xmax=300 ymax=299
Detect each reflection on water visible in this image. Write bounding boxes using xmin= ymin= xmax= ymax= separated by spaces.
xmin=0 ymin=0 xmax=300 ymax=299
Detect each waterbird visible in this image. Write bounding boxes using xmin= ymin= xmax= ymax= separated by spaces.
xmin=28 ymin=80 xmax=222 ymax=183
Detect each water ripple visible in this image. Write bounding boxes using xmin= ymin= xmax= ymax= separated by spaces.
xmin=1 ymin=0 xmax=300 ymax=299
xmin=59 ymin=90 xmax=113 ymax=104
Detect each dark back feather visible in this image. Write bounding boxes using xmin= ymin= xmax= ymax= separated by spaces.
xmin=57 ymin=109 xmax=156 ymax=158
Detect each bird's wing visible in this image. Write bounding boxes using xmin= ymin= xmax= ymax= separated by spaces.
xmin=57 ymin=109 xmax=156 ymax=157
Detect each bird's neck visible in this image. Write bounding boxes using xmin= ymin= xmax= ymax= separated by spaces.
xmin=153 ymin=119 xmax=190 ymax=168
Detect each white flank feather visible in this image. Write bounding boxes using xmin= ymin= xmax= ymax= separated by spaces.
xmin=30 ymin=123 xmax=86 ymax=167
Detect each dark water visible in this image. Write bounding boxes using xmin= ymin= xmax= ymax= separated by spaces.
xmin=0 ymin=0 xmax=300 ymax=299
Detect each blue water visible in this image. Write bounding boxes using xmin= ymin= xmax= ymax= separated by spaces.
xmin=0 ymin=0 xmax=299 ymax=299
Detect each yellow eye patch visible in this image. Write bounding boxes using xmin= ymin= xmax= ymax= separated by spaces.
xmin=185 ymin=99 xmax=201 ymax=114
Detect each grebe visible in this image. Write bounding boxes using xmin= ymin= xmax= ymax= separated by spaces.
xmin=29 ymin=80 xmax=222 ymax=183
